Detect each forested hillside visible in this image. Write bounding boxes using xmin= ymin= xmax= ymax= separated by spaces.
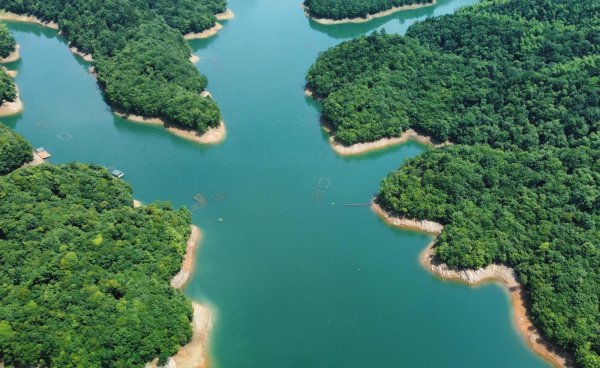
xmin=0 ymin=124 xmax=31 ymax=174
xmin=0 ymin=22 xmax=16 ymax=58
xmin=0 ymin=0 xmax=226 ymax=134
xmin=304 ymin=0 xmax=434 ymax=20
xmin=0 ymin=66 xmax=16 ymax=106
xmin=0 ymin=160 xmax=195 ymax=367
xmin=307 ymin=0 xmax=599 ymax=366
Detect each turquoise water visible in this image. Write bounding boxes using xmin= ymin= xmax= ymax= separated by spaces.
xmin=3 ymin=0 xmax=550 ymax=367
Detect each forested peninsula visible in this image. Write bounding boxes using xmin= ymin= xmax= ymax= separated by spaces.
xmin=0 ymin=0 xmax=228 ymax=136
xmin=304 ymin=0 xmax=435 ymax=23
xmin=0 ymin=25 xmax=21 ymax=116
xmin=0 ymin=23 xmax=16 ymax=61
xmin=307 ymin=0 xmax=599 ymax=366
xmin=0 ymin=126 xmax=200 ymax=367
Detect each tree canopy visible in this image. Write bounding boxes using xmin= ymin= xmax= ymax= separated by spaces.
xmin=0 ymin=0 xmax=225 ymax=132
xmin=0 ymin=22 xmax=16 ymax=58
xmin=0 ymin=66 xmax=16 ymax=107
xmin=304 ymin=0 xmax=434 ymax=20
xmin=0 ymin=162 xmax=195 ymax=367
xmin=0 ymin=124 xmax=31 ymax=174
xmin=307 ymin=0 xmax=600 ymax=366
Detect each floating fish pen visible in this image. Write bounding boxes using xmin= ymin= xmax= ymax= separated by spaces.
xmin=191 ymin=194 xmax=208 ymax=211
xmin=56 ymin=132 xmax=73 ymax=140
xmin=316 ymin=177 xmax=332 ymax=189
xmin=211 ymin=193 xmax=227 ymax=202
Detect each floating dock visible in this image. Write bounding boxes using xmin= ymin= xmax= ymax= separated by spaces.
xmin=34 ymin=147 xmax=51 ymax=159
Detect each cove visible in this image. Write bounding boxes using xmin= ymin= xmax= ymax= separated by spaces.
xmin=2 ymin=0 xmax=552 ymax=367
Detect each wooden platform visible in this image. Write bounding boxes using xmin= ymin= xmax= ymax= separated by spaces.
xmin=34 ymin=150 xmax=51 ymax=159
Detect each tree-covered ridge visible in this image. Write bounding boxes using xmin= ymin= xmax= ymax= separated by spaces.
xmin=0 ymin=124 xmax=31 ymax=174
xmin=0 ymin=66 xmax=16 ymax=106
xmin=0 ymin=22 xmax=16 ymax=58
xmin=0 ymin=163 xmax=194 ymax=367
xmin=0 ymin=0 xmax=225 ymax=133
xmin=304 ymin=0 xmax=434 ymax=21
xmin=307 ymin=0 xmax=599 ymax=366
xmin=307 ymin=20 xmax=599 ymax=147
xmin=378 ymin=145 xmax=600 ymax=367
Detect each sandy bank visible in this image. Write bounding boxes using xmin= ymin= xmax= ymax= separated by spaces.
xmin=69 ymin=46 xmax=93 ymax=62
xmin=304 ymin=86 xmax=325 ymax=100
xmin=183 ymin=9 xmax=232 ymax=40
xmin=216 ymin=9 xmax=235 ymax=21
xmin=306 ymin=1 xmax=436 ymax=25
xmin=146 ymin=302 xmax=212 ymax=368
xmin=171 ymin=226 xmax=202 ymax=289
xmin=305 ymin=86 xmax=449 ymax=156
xmin=146 ymin=225 xmax=212 ymax=368
xmin=190 ymin=54 xmax=200 ymax=64
xmin=133 ymin=199 xmax=142 ymax=208
xmin=115 ymin=110 xmax=226 ymax=145
xmin=371 ymin=202 xmax=571 ymax=368
xmin=168 ymin=123 xmax=226 ymax=145
xmin=0 ymin=11 xmax=59 ymax=30
xmin=184 ymin=22 xmax=223 ymax=40
xmin=0 ymin=87 xmax=23 ymax=116
xmin=372 ymin=202 xmax=443 ymax=234
xmin=1 ymin=44 xmax=20 ymax=63
xmin=329 ymin=128 xmax=449 ymax=156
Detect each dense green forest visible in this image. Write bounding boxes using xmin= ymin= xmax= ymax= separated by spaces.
xmin=0 ymin=0 xmax=226 ymax=133
xmin=0 ymin=124 xmax=31 ymax=174
xmin=304 ymin=0 xmax=434 ymax=20
xmin=0 ymin=24 xmax=17 ymax=107
xmin=0 ymin=160 xmax=195 ymax=367
xmin=307 ymin=0 xmax=599 ymax=366
xmin=0 ymin=66 xmax=16 ymax=106
xmin=0 ymin=23 xmax=16 ymax=58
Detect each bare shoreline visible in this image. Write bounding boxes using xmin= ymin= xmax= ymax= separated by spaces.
xmin=371 ymin=202 xmax=571 ymax=368
xmin=146 ymin=225 xmax=212 ymax=368
xmin=328 ymin=128 xmax=448 ymax=156
xmin=305 ymin=1 xmax=437 ymax=25
xmin=114 ymin=111 xmax=226 ymax=145
xmin=69 ymin=46 xmax=93 ymax=62
xmin=0 ymin=11 xmax=59 ymax=30
xmin=305 ymin=86 xmax=449 ymax=156
xmin=171 ymin=226 xmax=202 ymax=289
xmin=0 ymin=86 xmax=23 ymax=116
xmin=184 ymin=9 xmax=234 ymax=40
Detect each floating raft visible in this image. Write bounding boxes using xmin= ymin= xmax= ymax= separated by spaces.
xmin=34 ymin=147 xmax=51 ymax=159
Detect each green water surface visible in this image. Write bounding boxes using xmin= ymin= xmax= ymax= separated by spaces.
xmin=3 ymin=0 xmax=551 ymax=367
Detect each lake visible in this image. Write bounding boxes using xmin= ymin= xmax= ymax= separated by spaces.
xmin=3 ymin=0 xmax=550 ymax=366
